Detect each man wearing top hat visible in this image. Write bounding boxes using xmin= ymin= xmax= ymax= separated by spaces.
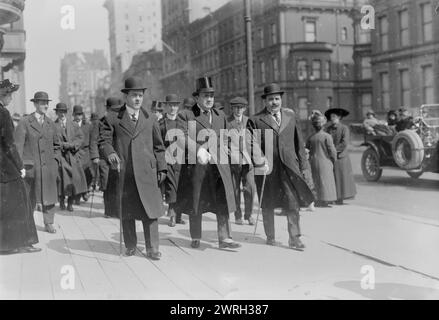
xmin=99 ymin=77 xmax=167 ymax=260
xmin=246 ymin=83 xmax=315 ymax=250
xmin=175 ymin=76 xmax=240 ymax=249
xmin=159 ymin=94 xmax=185 ymax=227
xmin=14 ymin=92 xmax=61 ymax=233
xmin=227 ymin=97 xmax=256 ymax=226
xmin=54 ymin=103 xmax=88 ymax=212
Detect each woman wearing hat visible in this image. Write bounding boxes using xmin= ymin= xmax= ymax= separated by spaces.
xmin=0 ymin=79 xmax=40 ymax=253
xmin=324 ymin=108 xmax=357 ymax=204
xmin=306 ymin=111 xmax=337 ymax=207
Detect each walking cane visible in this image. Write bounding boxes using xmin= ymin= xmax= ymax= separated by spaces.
xmin=117 ymin=163 xmax=123 ymax=257
xmin=88 ymin=163 xmax=98 ymax=218
xmin=253 ymin=171 xmax=267 ymax=236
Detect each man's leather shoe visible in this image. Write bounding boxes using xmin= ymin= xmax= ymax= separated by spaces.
xmin=176 ymin=219 xmax=186 ymax=225
xmin=82 ymin=193 xmax=89 ymax=202
xmin=266 ymin=239 xmax=280 ymax=246
xmin=45 ymin=224 xmax=56 ymax=234
xmin=168 ymin=217 xmax=176 ymax=227
xmin=246 ymin=217 xmax=255 ymax=226
xmin=235 ymin=219 xmax=244 ymax=225
xmin=219 ymin=241 xmax=241 ymax=249
xmin=67 ymin=204 xmax=74 ymax=212
xmin=125 ymin=248 xmax=136 ymax=256
xmin=146 ymin=251 xmax=161 ymax=261
xmin=59 ymin=200 xmax=66 ymax=211
xmin=335 ymin=200 xmax=344 ymax=205
xmin=18 ymin=246 xmax=42 ymax=253
xmin=191 ymin=240 xmax=200 ymax=248
xmin=74 ymin=198 xmax=81 ymax=206
xmin=289 ymin=238 xmax=305 ymax=251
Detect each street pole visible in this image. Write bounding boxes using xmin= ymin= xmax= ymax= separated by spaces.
xmin=244 ymin=0 xmax=255 ymax=116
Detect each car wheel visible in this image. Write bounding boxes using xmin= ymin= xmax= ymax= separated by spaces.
xmin=361 ymin=147 xmax=383 ymax=182
xmin=407 ymin=170 xmax=423 ymax=179
xmin=392 ymin=130 xmax=424 ymax=170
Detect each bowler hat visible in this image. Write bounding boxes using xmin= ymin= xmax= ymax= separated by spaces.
xmin=31 ymin=91 xmax=51 ymax=102
xmin=54 ymin=103 xmax=68 ymax=112
xmin=193 ymin=77 xmax=214 ymax=96
xmin=261 ymin=83 xmax=284 ymax=99
xmin=0 ymin=79 xmax=19 ymax=94
xmin=324 ymin=108 xmax=350 ymax=120
xmin=230 ymin=97 xmax=248 ymax=108
xmin=90 ymin=113 xmax=99 ymax=121
xmin=183 ymin=97 xmax=195 ymax=108
xmin=163 ymin=94 xmax=180 ymax=104
xmin=105 ymin=97 xmax=122 ymax=110
xmin=151 ymin=100 xmax=164 ymax=112
xmin=121 ymin=77 xmax=147 ymax=94
xmin=72 ymin=105 xmax=83 ymax=115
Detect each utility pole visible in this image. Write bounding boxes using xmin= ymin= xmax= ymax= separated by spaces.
xmin=244 ymin=0 xmax=255 ymax=115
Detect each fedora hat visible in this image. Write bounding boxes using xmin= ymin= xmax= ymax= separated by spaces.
xmin=30 ymin=91 xmax=51 ymax=102
xmin=183 ymin=97 xmax=195 ymax=108
xmin=72 ymin=105 xmax=83 ymax=115
xmin=163 ymin=94 xmax=180 ymax=104
xmin=193 ymin=77 xmax=214 ymax=96
xmin=121 ymin=77 xmax=147 ymax=94
xmin=324 ymin=108 xmax=350 ymax=120
xmin=0 ymin=79 xmax=19 ymax=94
xmin=230 ymin=97 xmax=248 ymax=108
xmin=54 ymin=103 xmax=68 ymax=112
xmin=261 ymin=83 xmax=284 ymax=99
xmin=151 ymin=100 xmax=164 ymax=112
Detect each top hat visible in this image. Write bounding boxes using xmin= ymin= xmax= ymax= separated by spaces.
xmin=151 ymin=100 xmax=164 ymax=112
xmin=54 ymin=103 xmax=68 ymax=112
xmin=183 ymin=97 xmax=195 ymax=108
xmin=30 ymin=91 xmax=51 ymax=102
xmin=261 ymin=83 xmax=284 ymax=99
xmin=193 ymin=77 xmax=214 ymax=96
xmin=163 ymin=94 xmax=180 ymax=104
xmin=230 ymin=97 xmax=248 ymax=108
xmin=72 ymin=105 xmax=83 ymax=115
xmin=121 ymin=77 xmax=147 ymax=94
xmin=324 ymin=108 xmax=350 ymax=120
xmin=0 ymin=79 xmax=20 ymax=94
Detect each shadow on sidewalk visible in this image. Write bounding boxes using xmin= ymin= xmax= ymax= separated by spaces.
xmin=354 ymin=174 xmax=439 ymax=191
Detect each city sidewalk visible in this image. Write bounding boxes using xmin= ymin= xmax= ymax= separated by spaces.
xmin=1 ymin=193 xmax=439 ymax=300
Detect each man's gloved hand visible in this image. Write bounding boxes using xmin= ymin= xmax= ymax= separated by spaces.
xmin=197 ymin=147 xmax=211 ymax=165
xmin=157 ymin=171 xmax=167 ymax=184
xmin=108 ymin=153 xmax=121 ymax=171
xmin=20 ymin=168 xmax=26 ymax=179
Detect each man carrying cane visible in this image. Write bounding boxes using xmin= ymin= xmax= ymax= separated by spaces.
xmin=99 ymin=77 xmax=167 ymax=260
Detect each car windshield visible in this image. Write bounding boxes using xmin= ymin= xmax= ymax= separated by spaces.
xmin=418 ymin=105 xmax=439 ymax=127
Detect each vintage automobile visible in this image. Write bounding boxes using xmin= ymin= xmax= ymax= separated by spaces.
xmin=351 ymin=104 xmax=439 ymax=181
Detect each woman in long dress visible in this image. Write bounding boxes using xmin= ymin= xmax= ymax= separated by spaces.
xmin=0 ymin=79 xmax=40 ymax=254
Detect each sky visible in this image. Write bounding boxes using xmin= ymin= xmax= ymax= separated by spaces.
xmin=23 ymin=0 xmax=109 ymax=113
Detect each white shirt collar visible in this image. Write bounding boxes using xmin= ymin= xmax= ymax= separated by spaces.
xmin=76 ymin=120 xmax=82 ymax=127
xmin=234 ymin=114 xmax=243 ymax=122
xmin=166 ymin=113 xmax=177 ymax=121
xmin=126 ymin=105 xmax=140 ymax=118
xmin=35 ymin=112 xmax=44 ymax=120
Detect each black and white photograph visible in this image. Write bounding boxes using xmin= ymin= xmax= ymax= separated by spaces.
xmin=1 ymin=0 xmax=439 ymax=303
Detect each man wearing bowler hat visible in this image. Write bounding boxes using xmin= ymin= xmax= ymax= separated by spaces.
xmin=175 ymin=76 xmax=240 ymax=249
xmin=99 ymin=77 xmax=167 ymax=260
xmin=14 ymin=92 xmax=61 ymax=233
xmin=247 ymin=83 xmax=315 ymax=250
xmin=54 ymin=103 xmax=88 ymax=212
xmin=183 ymin=97 xmax=195 ymax=110
xmin=151 ymin=100 xmax=164 ymax=121
xmin=227 ymin=97 xmax=256 ymax=226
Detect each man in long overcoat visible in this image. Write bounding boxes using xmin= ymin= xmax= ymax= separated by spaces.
xmin=14 ymin=92 xmax=61 ymax=233
xmin=247 ymin=83 xmax=315 ymax=250
xmin=99 ymin=77 xmax=167 ymax=260
xmin=54 ymin=103 xmax=88 ymax=212
xmin=175 ymin=77 xmax=240 ymax=250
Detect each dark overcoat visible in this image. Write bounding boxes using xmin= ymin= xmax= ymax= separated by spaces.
xmin=78 ymin=122 xmax=92 ymax=170
xmin=99 ymin=105 xmax=167 ymax=220
xmin=325 ymin=122 xmax=357 ymax=200
xmin=14 ymin=113 xmax=60 ymax=206
xmin=306 ymin=130 xmax=337 ymax=202
xmin=54 ymin=119 xmax=88 ymax=197
xmin=247 ymin=108 xmax=315 ymax=210
xmin=175 ymin=104 xmax=236 ymax=215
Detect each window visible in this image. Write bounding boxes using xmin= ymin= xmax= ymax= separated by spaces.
xmin=422 ymin=65 xmax=434 ymax=104
xmin=358 ymin=27 xmax=371 ymax=44
xmin=342 ymin=64 xmax=349 ymax=78
xmin=272 ymin=57 xmax=279 ymax=81
xmin=327 ymin=97 xmax=333 ymax=108
xmin=400 ymin=69 xmax=410 ymax=107
xmin=378 ymin=16 xmax=388 ymax=51
xmin=361 ymin=93 xmax=372 ymax=117
xmin=270 ymin=23 xmax=277 ymax=45
xmin=305 ymin=20 xmax=316 ymax=42
xmin=297 ymin=60 xmax=307 ymax=79
xmin=361 ymin=57 xmax=371 ymax=79
xmin=260 ymin=61 xmax=266 ymax=84
xmin=324 ymin=61 xmax=331 ymax=79
xmin=312 ymin=60 xmax=321 ymax=79
xmin=259 ymin=28 xmax=264 ymax=48
xmin=298 ymin=97 xmax=309 ymax=120
xmin=421 ymin=3 xmax=433 ymax=42
xmin=380 ymin=72 xmax=390 ymax=110
xmin=341 ymin=27 xmax=348 ymax=41
xmin=399 ymin=9 xmax=409 ymax=47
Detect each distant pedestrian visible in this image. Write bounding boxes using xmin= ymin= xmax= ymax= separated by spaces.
xmin=151 ymin=100 xmax=164 ymax=121
xmin=306 ymin=111 xmax=337 ymax=207
xmin=12 ymin=113 xmax=21 ymax=127
xmin=324 ymin=108 xmax=357 ymax=205
xmin=183 ymin=97 xmax=195 ymax=110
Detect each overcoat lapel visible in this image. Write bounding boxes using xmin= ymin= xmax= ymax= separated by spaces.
xmin=279 ymin=108 xmax=292 ymax=133
xmin=192 ymin=104 xmax=210 ymax=130
xmin=118 ymin=106 xmax=135 ymax=137
xmin=133 ymin=109 xmax=149 ymax=139
xmin=260 ymin=109 xmax=280 ymax=134
xmin=29 ymin=113 xmax=42 ymax=133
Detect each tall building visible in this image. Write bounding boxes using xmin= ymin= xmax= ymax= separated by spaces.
xmin=104 ymin=0 xmax=162 ymax=94
xmin=371 ymin=0 xmax=439 ymax=116
xmin=59 ymin=50 xmax=110 ymax=117
xmin=0 ymin=0 xmax=26 ymax=115
xmin=161 ymin=0 xmax=229 ymax=98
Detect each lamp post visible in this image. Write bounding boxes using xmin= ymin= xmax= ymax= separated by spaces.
xmin=244 ymin=0 xmax=255 ymax=116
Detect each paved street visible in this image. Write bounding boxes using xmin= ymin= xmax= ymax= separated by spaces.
xmin=1 ymin=153 xmax=439 ymax=300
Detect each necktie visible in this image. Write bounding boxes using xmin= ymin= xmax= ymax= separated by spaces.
xmin=273 ymin=112 xmax=281 ymax=126
xmin=131 ymin=113 xmax=137 ymax=123
xmin=39 ymin=116 xmax=44 ymax=126
xmin=205 ymin=110 xmax=212 ymax=125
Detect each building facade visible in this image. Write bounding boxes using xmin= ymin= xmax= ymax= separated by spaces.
xmin=371 ymin=0 xmax=439 ymax=118
xmin=104 ymin=0 xmax=162 ymax=95
xmin=1 ymin=0 xmax=26 ymax=115
xmin=59 ymin=50 xmax=110 ymax=117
